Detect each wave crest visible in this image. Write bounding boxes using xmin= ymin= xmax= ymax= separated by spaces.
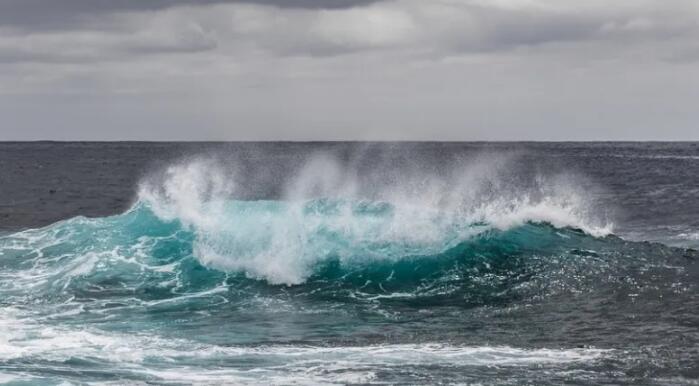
xmin=134 ymin=153 xmax=612 ymax=284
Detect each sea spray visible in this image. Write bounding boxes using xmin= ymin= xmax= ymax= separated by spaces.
xmin=134 ymin=152 xmax=612 ymax=284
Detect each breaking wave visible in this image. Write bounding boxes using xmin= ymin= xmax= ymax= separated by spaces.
xmin=0 ymin=153 xmax=620 ymax=292
xmin=133 ymin=154 xmax=612 ymax=285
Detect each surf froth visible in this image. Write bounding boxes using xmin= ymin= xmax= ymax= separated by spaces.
xmin=135 ymin=153 xmax=612 ymax=284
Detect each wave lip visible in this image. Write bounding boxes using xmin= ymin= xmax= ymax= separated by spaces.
xmin=140 ymin=197 xmax=612 ymax=285
xmin=132 ymin=155 xmax=613 ymax=284
xmin=136 ymin=163 xmax=612 ymax=285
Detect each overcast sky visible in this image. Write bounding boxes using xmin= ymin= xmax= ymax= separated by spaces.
xmin=0 ymin=0 xmax=697 ymax=140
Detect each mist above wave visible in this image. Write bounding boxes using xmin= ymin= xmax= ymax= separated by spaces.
xmin=136 ymin=151 xmax=612 ymax=284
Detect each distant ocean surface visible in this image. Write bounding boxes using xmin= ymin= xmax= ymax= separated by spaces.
xmin=0 ymin=142 xmax=697 ymax=385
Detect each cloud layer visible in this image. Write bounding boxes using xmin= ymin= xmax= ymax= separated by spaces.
xmin=0 ymin=0 xmax=697 ymax=139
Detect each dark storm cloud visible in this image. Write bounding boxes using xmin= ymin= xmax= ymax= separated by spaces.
xmin=0 ymin=0 xmax=378 ymax=30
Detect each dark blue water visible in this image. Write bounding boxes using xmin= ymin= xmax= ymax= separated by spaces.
xmin=0 ymin=142 xmax=697 ymax=385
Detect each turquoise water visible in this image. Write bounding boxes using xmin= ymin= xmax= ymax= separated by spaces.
xmin=1 ymin=198 xmax=696 ymax=384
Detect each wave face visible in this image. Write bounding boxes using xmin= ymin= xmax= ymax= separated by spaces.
xmin=1 ymin=154 xmax=697 ymax=385
xmin=133 ymin=156 xmax=613 ymax=285
xmin=0 ymin=198 xmax=614 ymax=300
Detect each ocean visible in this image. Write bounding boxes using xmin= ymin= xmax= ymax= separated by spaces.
xmin=0 ymin=142 xmax=697 ymax=385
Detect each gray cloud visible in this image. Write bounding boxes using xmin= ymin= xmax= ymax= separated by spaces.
xmin=3 ymin=1 xmax=698 ymax=62
xmin=0 ymin=0 xmax=697 ymax=140
xmin=0 ymin=0 xmax=378 ymax=30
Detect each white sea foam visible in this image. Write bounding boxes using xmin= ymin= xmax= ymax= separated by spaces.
xmin=137 ymin=152 xmax=613 ymax=285
xmin=0 ymin=307 xmax=609 ymax=384
xmin=675 ymin=232 xmax=699 ymax=241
